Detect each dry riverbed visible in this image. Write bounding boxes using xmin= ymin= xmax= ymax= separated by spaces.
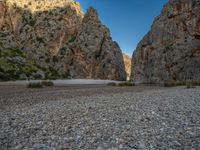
xmin=0 ymin=85 xmax=200 ymax=149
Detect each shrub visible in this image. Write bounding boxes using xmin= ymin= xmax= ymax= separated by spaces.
xmin=36 ymin=37 xmax=44 ymax=43
xmin=163 ymin=81 xmax=186 ymax=87
xmin=27 ymin=82 xmax=43 ymax=88
xmin=141 ymin=81 xmax=159 ymax=85
xmin=0 ymin=71 xmax=11 ymax=81
xmin=186 ymin=81 xmax=194 ymax=89
xmin=60 ymin=47 xmax=67 ymax=55
xmin=107 ymin=82 xmax=117 ymax=86
xmin=29 ymin=20 xmax=36 ymax=26
xmin=33 ymin=73 xmax=44 ymax=80
xmin=163 ymin=80 xmax=200 ymax=88
xmin=118 ymin=82 xmax=135 ymax=86
xmin=190 ymin=80 xmax=200 ymax=86
xmin=68 ymin=36 xmax=76 ymax=43
xmin=53 ymin=56 xmax=58 ymax=63
xmin=41 ymin=81 xmax=54 ymax=86
xmin=186 ymin=80 xmax=200 ymax=88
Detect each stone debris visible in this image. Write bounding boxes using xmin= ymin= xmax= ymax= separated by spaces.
xmin=0 ymin=86 xmax=200 ymax=149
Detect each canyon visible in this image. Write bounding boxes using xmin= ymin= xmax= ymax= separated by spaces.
xmin=0 ymin=0 xmax=199 ymax=83
xmin=1 ymin=1 xmax=200 ymax=149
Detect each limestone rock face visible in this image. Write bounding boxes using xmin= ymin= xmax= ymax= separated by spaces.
xmin=0 ymin=1 xmax=126 ymax=80
xmin=64 ymin=8 xmax=126 ymax=80
xmin=0 ymin=0 xmax=83 ymax=75
xmin=131 ymin=0 xmax=200 ymax=83
xmin=123 ymin=54 xmax=131 ymax=80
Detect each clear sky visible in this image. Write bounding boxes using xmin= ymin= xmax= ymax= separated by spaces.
xmin=76 ymin=0 xmax=168 ymax=56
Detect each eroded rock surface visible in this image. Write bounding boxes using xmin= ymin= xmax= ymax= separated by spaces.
xmin=64 ymin=8 xmax=126 ymax=80
xmin=131 ymin=0 xmax=200 ymax=83
xmin=0 ymin=0 xmax=126 ymax=80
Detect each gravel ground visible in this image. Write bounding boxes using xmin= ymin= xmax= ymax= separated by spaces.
xmin=0 ymin=85 xmax=200 ymax=149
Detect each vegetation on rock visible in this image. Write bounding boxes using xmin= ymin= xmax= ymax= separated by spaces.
xmin=0 ymin=47 xmax=61 ymax=81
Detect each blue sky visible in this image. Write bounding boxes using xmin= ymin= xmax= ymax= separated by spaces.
xmin=77 ymin=0 xmax=167 ymax=56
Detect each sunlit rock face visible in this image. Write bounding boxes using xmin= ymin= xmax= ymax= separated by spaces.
xmin=123 ymin=54 xmax=131 ymax=80
xmin=0 ymin=0 xmax=126 ymax=80
xmin=64 ymin=8 xmax=126 ymax=80
xmin=5 ymin=0 xmax=83 ymax=13
xmin=131 ymin=0 xmax=200 ymax=83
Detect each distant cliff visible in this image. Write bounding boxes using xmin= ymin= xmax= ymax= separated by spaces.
xmin=123 ymin=54 xmax=131 ymax=80
xmin=0 ymin=0 xmax=126 ymax=81
xmin=131 ymin=0 xmax=200 ymax=83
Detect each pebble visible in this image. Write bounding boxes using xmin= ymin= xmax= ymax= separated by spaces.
xmin=0 ymin=86 xmax=200 ymax=149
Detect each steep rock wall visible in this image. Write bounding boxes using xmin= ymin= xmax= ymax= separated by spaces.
xmin=131 ymin=0 xmax=200 ymax=83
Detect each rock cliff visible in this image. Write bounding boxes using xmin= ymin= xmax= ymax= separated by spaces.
xmin=131 ymin=0 xmax=200 ymax=83
xmin=64 ymin=8 xmax=126 ymax=80
xmin=123 ymin=54 xmax=131 ymax=80
xmin=0 ymin=0 xmax=126 ymax=81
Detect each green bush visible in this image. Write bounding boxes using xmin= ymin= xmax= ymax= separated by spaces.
xmin=0 ymin=48 xmax=63 ymax=81
xmin=163 ymin=80 xmax=200 ymax=88
xmin=0 ymin=48 xmax=48 ymax=81
xmin=0 ymin=71 xmax=11 ymax=81
xmin=27 ymin=82 xmax=43 ymax=88
xmin=190 ymin=81 xmax=200 ymax=86
xmin=163 ymin=81 xmax=186 ymax=87
xmin=68 ymin=36 xmax=76 ymax=43
xmin=41 ymin=81 xmax=54 ymax=86
xmin=186 ymin=80 xmax=200 ymax=88
xmin=186 ymin=81 xmax=195 ymax=89
xmin=107 ymin=82 xmax=117 ymax=86
xmin=118 ymin=82 xmax=135 ymax=86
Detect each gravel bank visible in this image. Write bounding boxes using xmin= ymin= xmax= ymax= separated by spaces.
xmin=0 ymin=79 xmax=121 ymax=86
xmin=0 ymin=86 xmax=200 ymax=149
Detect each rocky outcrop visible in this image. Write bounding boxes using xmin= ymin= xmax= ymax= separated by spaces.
xmin=123 ymin=54 xmax=131 ymax=80
xmin=131 ymin=0 xmax=200 ymax=83
xmin=0 ymin=0 xmax=126 ymax=80
xmin=64 ymin=8 xmax=126 ymax=80
xmin=0 ymin=0 xmax=83 ymax=77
